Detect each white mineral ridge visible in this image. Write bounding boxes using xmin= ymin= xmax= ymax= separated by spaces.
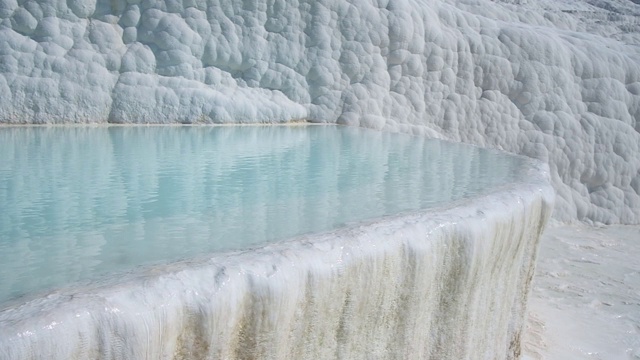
xmin=1 ymin=0 xmax=639 ymax=223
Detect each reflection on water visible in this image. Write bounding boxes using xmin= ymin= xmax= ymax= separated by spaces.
xmin=0 ymin=125 xmax=526 ymax=304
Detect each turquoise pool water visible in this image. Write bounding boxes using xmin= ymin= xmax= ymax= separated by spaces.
xmin=0 ymin=125 xmax=526 ymax=305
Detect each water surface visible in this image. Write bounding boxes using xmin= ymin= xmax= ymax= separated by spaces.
xmin=0 ymin=125 xmax=527 ymax=305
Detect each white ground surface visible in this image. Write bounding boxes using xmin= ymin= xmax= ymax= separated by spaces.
xmin=524 ymin=222 xmax=640 ymax=359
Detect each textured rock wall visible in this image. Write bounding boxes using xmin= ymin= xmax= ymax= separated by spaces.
xmin=1 ymin=0 xmax=639 ymax=223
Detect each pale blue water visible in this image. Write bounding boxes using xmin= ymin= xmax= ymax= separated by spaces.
xmin=0 ymin=125 xmax=526 ymax=305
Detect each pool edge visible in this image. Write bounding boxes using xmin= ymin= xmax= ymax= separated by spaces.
xmin=0 ymin=160 xmax=555 ymax=360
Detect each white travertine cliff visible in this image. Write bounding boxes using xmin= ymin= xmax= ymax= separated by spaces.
xmin=0 ymin=0 xmax=638 ymax=223
xmin=0 ymin=0 xmax=595 ymax=358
